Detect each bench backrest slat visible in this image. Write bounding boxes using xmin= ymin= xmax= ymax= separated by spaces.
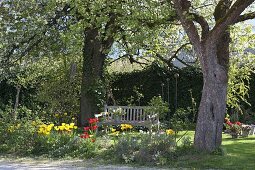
xmin=99 ymin=105 xmax=158 ymax=123
xmin=93 ymin=105 xmax=160 ymax=131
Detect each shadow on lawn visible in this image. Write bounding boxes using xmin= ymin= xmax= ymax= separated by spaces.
xmin=221 ymin=141 xmax=255 ymax=169
xmin=223 ymin=136 xmax=255 ymax=141
xmin=174 ymin=137 xmax=255 ymax=169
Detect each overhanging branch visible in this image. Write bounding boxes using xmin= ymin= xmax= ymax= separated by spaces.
xmin=169 ymin=43 xmax=190 ymax=61
xmin=235 ymin=12 xmax=255 ymax=23
xmin=211 ymin=0 xmax=255 ymax=40
xmin=191 ymin=13 xmax=209 ymax=39
xmin=172 ymin=0 xmax=202 ymax=52
xmin=154 ymin=42 xmax=191 ymax=67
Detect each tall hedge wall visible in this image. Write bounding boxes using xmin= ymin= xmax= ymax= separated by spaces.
xmin=109 ymin=63 xmax=203 ymax=115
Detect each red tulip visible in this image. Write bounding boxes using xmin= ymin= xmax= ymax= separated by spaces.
xmin=84 ymin=126 xmax=90 ymax=131
xmin=89 ymin=118 xmax=99 ymax=124
xmin=235 ymin=122 xmax=241 ymax=126
xmin=226 ymin=121 xmax=232 ymax=126
xmin=91 ymin=125 xmax=98 ymax=130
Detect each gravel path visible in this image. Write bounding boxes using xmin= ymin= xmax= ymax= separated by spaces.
xmin=0 ymin=157 xmax=171 ymax=170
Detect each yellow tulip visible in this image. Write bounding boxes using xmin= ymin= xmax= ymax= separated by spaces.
xmin=166 ymin=129 xmax=175 ymax=135
xmin=37 ymin=129 xmax=43 ymax=134
xmin=64 ymin=125 xmax=70 ymax=130
xmin=54 ymin=126 xmax=60 ymax=131
xmin=46 ymin=126 xmax=52 ymax=131
xmin=59 ymin=126 xmax=65 ymax=131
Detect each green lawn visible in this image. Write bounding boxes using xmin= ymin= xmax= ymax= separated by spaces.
xmin=173 ymin=131 xmax=255 ymax=169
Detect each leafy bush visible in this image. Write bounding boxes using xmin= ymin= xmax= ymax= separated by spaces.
xmin=170 ymin=108 xmax=192 ymax=133
xmin=111 ymin=133 xmax=176 ymax=165
xmin=35 ymin=135 xmax=98 ymax=158
xmin=146 ymin=96 xmax=169 ymax=120
xmin=0 ymin=117 xmax=37 ymax=154
xmin=0 ymin=109 xmax=97 ymax=158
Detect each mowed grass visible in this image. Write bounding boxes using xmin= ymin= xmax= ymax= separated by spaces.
xmin=173 ymin=131 xmax=255 ymax=169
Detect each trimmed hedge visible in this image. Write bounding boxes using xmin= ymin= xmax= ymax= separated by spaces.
xmin=109 ymin=63 xmax=255 ymax=123
xmin=109 ymin=63 xmax=203 ymax=117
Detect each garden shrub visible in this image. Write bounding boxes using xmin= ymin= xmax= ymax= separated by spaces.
xmin=0 ymin=117 xmax=38 ymax=155
xmin=146 ymin=96 xmax=169 ymax=120
xmin=0 ymin=108 xmax=92 ymax=158
xmin=113 ymin=134 xmax=140 ymax=163
xmin=170 ymin=108 xmax=192 ymax=133
xmin=134 ymin=133 xmax=176 ymax=165
xmin=110 ymin=133 xmax=176 ymax=165
xmin=47 ymin=136 xmax=98 ymax=158
xmin=32 ymin=132 xmax=73 ymax=155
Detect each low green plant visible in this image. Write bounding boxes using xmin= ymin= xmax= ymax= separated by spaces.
xmin=32 ymin=132 xmax=73 ymax=155
xmin=134 ymin=133 xmax=176 ymax=165
xmin=110 ymin=132 xmax=176 ymax=165
xmin=146 ymin=96 xmax=169 ymax=120
xmin=172 ymin=108 xmax=190 ymax=127
xmin=170 ymin=108 xmax=191 ymax=143
xmin=0 ymin=118 xmax=37 ymax=155
xmin=49 ymin=136 xmax=98 ymax=158
xmin=113 ymin=134 xmax=140 ymax=162
xmin=0 ymin=109 xmax=96 ymax=158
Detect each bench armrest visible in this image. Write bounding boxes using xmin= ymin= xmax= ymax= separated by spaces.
xmin=95 ymin=112 xmax=109 ymax=118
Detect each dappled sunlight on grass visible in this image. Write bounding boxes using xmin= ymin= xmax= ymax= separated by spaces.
xmin=172 ymin=131 xmax=255 ymax=169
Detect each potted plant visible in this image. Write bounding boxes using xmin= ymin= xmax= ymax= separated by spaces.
xmin=224 ymin=120 xmax=242 ymax=138
xmin=110 ymin=107 xmax=123 ymax=122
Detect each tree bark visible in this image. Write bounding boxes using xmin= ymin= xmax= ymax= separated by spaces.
xmin=79 ymin=28 xmax=106 ymax=127
xmin=194 ymin=37 xmax=228 ymax=151
xmin=194 ymin=1 xmax=231 ymax=151
xmin=194 ymin=33 xmax=230 ymax=151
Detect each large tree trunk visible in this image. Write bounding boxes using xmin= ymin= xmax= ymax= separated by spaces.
xmin=78 ymin=28 xmax=106 ymax=127
xmin=194 ymin=39 xmax=229 ymax=151
xmin=173 ymin=0 xmax=254 ymax=152
xmin=194 ymin=2 xmax=231 ymax=151
xmin=194 ymin=70 xmax=228 ymax=151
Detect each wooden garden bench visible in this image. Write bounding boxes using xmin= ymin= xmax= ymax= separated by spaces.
xmin=95 ymin=105 xmax=159 ymax=131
